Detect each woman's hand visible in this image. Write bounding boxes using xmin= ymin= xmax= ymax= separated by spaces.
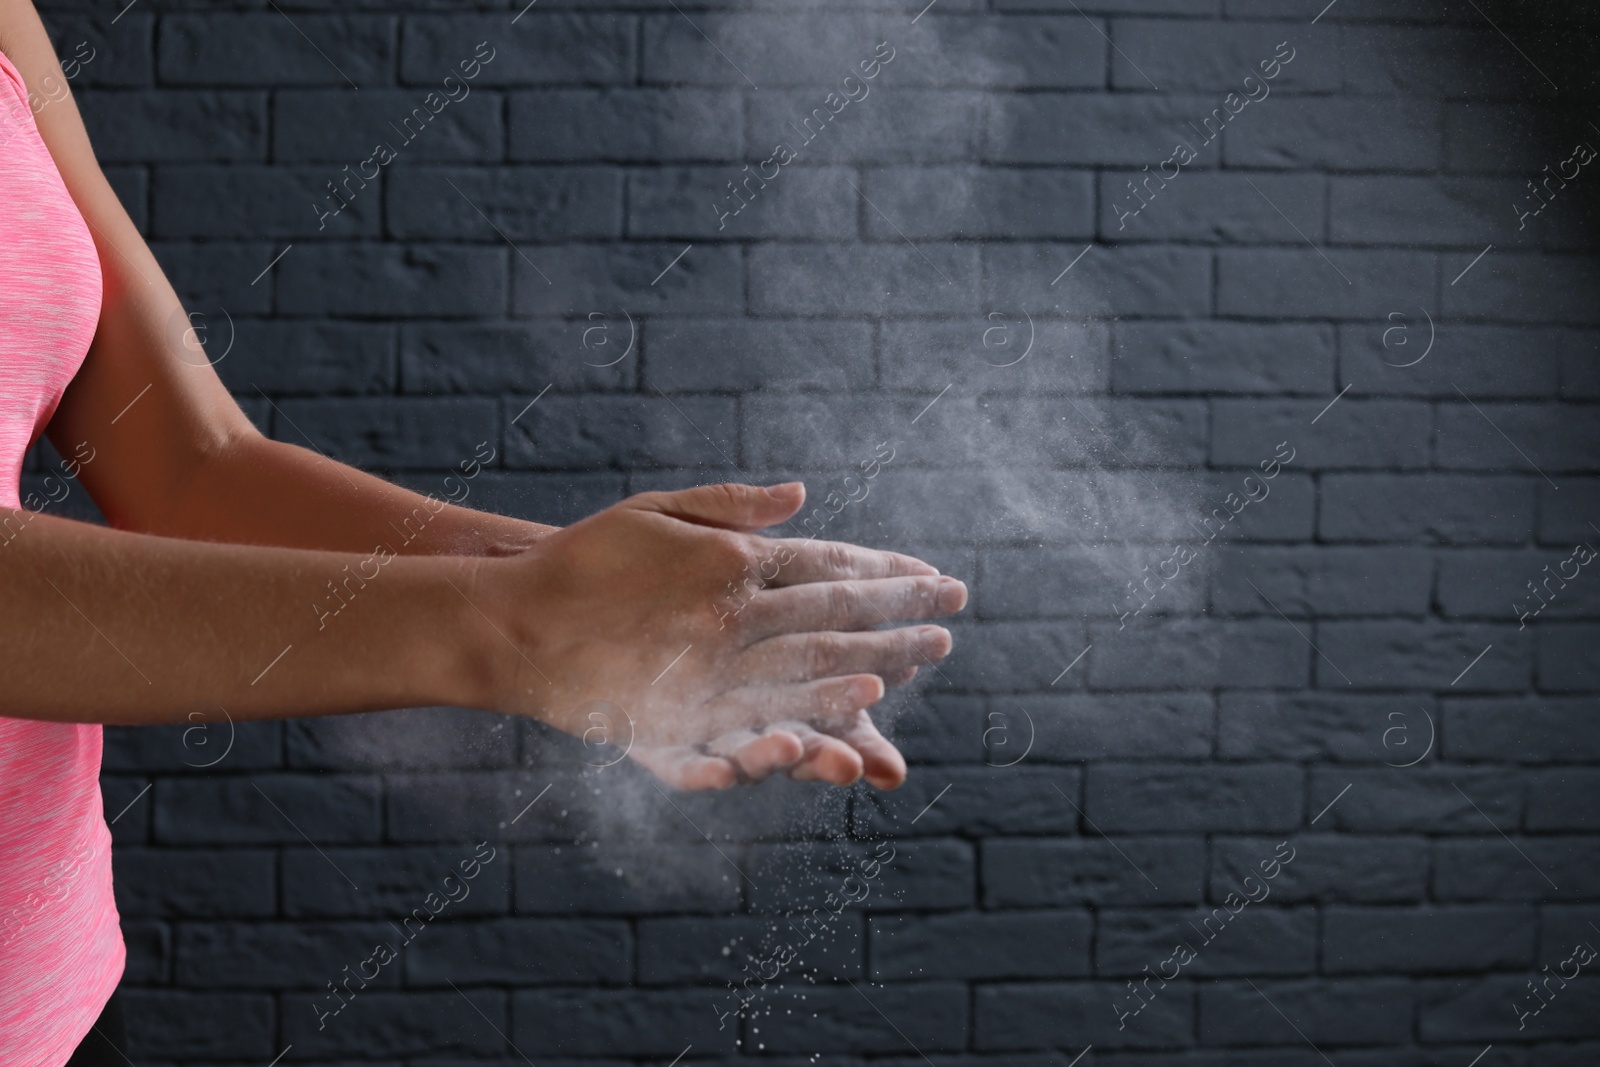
xmin=462 ymin=482 xmax=965 ymax=787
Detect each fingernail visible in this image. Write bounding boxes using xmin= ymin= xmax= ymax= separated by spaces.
xmin=765 ymin=481 xmax=803 ymax=500
xmin=938 ymin=577 xmax=968 ymax=610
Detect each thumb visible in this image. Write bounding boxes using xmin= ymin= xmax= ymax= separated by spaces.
xmin=622 ymin=481 xmax=805 ymax=531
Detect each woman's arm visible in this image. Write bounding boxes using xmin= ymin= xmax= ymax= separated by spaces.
xmin=0 ymin=0 xmax=550 ymax=558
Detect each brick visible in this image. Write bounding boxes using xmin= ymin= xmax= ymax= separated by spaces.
xmin=975 ymin=980 xmax=1194 ymax=1050
xmin=643 ymin=14 xmax=1103 ymax=89
xmin=1420 ymin=974 xmax=1600 ymax=1040
xmin=986 ymin=93 xmax=1229 ymax=166
xmin=884 ymin=692 xmax=983 ymax=764
xmin=389 ymin=166 xmax=623 ymax=240
xmin=1213 ymin=398 xmax=1430 ymax=470
xmin=284 ymin=845 xmax=512 ymax=917
xmin=637 ymin=915 xmax=859 ymax=984
xmin=174 ymin=921 xmax=404 ymax=988
xmin=750 ymin=243 xmax=980 ymax=316
xmin=1087 ymin=620 xmax=1311 ymax=689
xmin=748 ymin=838 xmax=974 ymax=913
xmin=748 ymin=90 xmax=984 ymax=163
xmin=1328 ymin=905 xmax=1538 ymax=974
xmin=1110 ymin=21 xmax=1338 ymax=92
xmin=120 ymin=991 xmax=275 ymax=1060
xmin=1441 ymin=252 xmax=1600 ymax=326
xmin=1112 ymin=322 xmax=1335 ymax=395
xmin=986 ymin=244 xmax=1213 ymax=318
xmin=120 ymin=920 xmax=170 ymax=984
xmin=1436 ymin=839 xmax=1600 ymax=902
xmin=1218 ymin=692 xmax=1431 ymax=762
xmin=1099 ymin=905 xmax=1315 ymax=976
xmin=1539 ymin=625 xmax=1600 ymax=691
xmin=1437 ymin=402 xmax=1600 ymax=473
xmin=744 ymin=395 xmax=1203 ymax=471
xmin=1331 ymin=175 xmax=1530 ymax=247
xmin=512 ymin=988 xmax=731 ymax=1055
xmin=113 ymin=849 xmax=276 ymax=918
xmin=1319 ymin=474 xmax=1536 ymax=543
xmin=851 ymin=766 xmax=1083 ymax=837
xmin=506 ymin=394 xmax=737 ymax=470
xmin=739 ymin=982 xmax=970 ymax=1054
xmin=402 ymin=14 xmax=633 ymax=85
xmin=631 ymin=164 xmax=857 ymax=240
xmin=1217 ymin=249 xmax=1437 ymax=320
xmin=271 ymin=397 xmax=498 ymax=469
xmin=150 ymin=242 xmax=275 ymax=314
xmin=1529 ymin=771 xmax=1600 ymax=831
xmin=153 ymin=774 xmax=380 ymax=844
xmin=874 ymin=311 xmax=1083 ymax=400
xmin=1199 ymin=979 xmax=1413 ymax=1045
xmin=1102 ymin=170 xmax=1326 ymax=243
xmin=384 ymin=772 xmax=593 ymax=843
xmin=277 ymin=245 xmax=506 ymax=317
xmin=983 ymin=835 xmax=1206 ymax=907
xmin=79 ymin=90 xmax=267 ymax=161
xmin=512 ymin=243 xmax=743 ymax=318
xmin=1339 ymin=323 xmax=1568 ymax=399
xmin=159 ymin=15 xmax=395 ymax=85
xmin=101 ymin=719 xmax=283 ymax=772
xmin=39 ymin=14 xmax=154 ymax=89
xmin=870 ymin=910 xmax=1092 ymax=980
xmin=1299 ymin=621 xmax=1520 ymax=691
xmin=1439 ymin=547 xmax=1600 ymax=621
xmin=980 ymin=539 xmax=1198 ymax=621
xmin=1212 ymin=546 xmax=1433 ymax=617
xmin=282 ymin=989 xmax=508 ymax=1055
xmin=152 ymin=164 xmax=380 ymax=237
xmin=1540 ymin=479 xmax=1600 ymax=543
xmin=1309 ymin=768 xmax=1523 ymax=833
xmin=1088 ymin=763 xmax=1304 ymax=831
xmin=1225 ymin=96 xmax=1443 ymax=171
xmin=515 ymin=844 xmax=741 ymax=915
xmin=1444 ymin=103 xmax=1542 ymax=175
xmin=939 ymin=618 xmax=1092 ymax=691
xmin=509 ymin=89 xmax=741 ymax=161
xmin=275 ymin=89 xmax=503 ymax=162
xmin=401 ymin=322 xmax=634 ymax=395
xmin=1211 ymin=834 xmax=1429 ymax=903
xmin=869 ymin=166 xmax=1096 ymax=240
xmin=404 ymin=918 xmax=631 ymax=985
xmin=213 ymin=320 xmax=396 ymax=395
xmin=646 ymin=319 xmax=874 ymax=392
xmin=1443 ymin=697 xmax=1600 ymax=762
xmin=1020 ymin=693 xmax=1214 ymax=759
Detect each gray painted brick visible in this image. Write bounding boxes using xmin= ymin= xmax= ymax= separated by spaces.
xmin=509 ymin=89 xmax=742 ymax=161
xmin=159 ymin=15 xmax=394 ymax=85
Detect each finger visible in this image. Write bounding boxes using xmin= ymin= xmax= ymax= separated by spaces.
xmin=629 ymin=745 xmax=737 ymax=791
xmin=735 ymin=626 xmax=952 ymax=685
xmin=756 ymin=538 xmax=940 ymax=586
xmin=884 ymin=665 xmax=919 ymax=687
xmin=769 ymin=720 xmax=864 ymax=785
xmin=622 ymin=481 xmax=806 ymax=532
xmin=738 ymin=576 xmax=966 ymax=640
xmin=704 ymin=729 xmax=805 ymax=781
xmin=828 ymin=710 xmax=908 ymax=790
xmin=695 ymin=674 xmax=885 ymax=739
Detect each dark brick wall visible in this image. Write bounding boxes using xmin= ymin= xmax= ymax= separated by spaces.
xmin=27 ymin=0 xmax=1600 ymax=1061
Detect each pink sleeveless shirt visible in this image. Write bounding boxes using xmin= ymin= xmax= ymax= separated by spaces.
xmin=0 ymin=46 xmax=126 ymax=1064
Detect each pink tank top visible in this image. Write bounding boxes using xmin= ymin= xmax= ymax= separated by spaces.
xmin=0 ymin=46 xmax=125 ymax=1065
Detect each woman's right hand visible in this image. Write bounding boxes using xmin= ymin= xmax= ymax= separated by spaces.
xmin=458 ymin=482 xmax=966 ymax=784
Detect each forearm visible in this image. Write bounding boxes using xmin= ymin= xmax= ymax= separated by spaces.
xmin=0 ymin=510 xmax=496 ymax=724
xmin=144 ymin=432 xmax=556 ymax=557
